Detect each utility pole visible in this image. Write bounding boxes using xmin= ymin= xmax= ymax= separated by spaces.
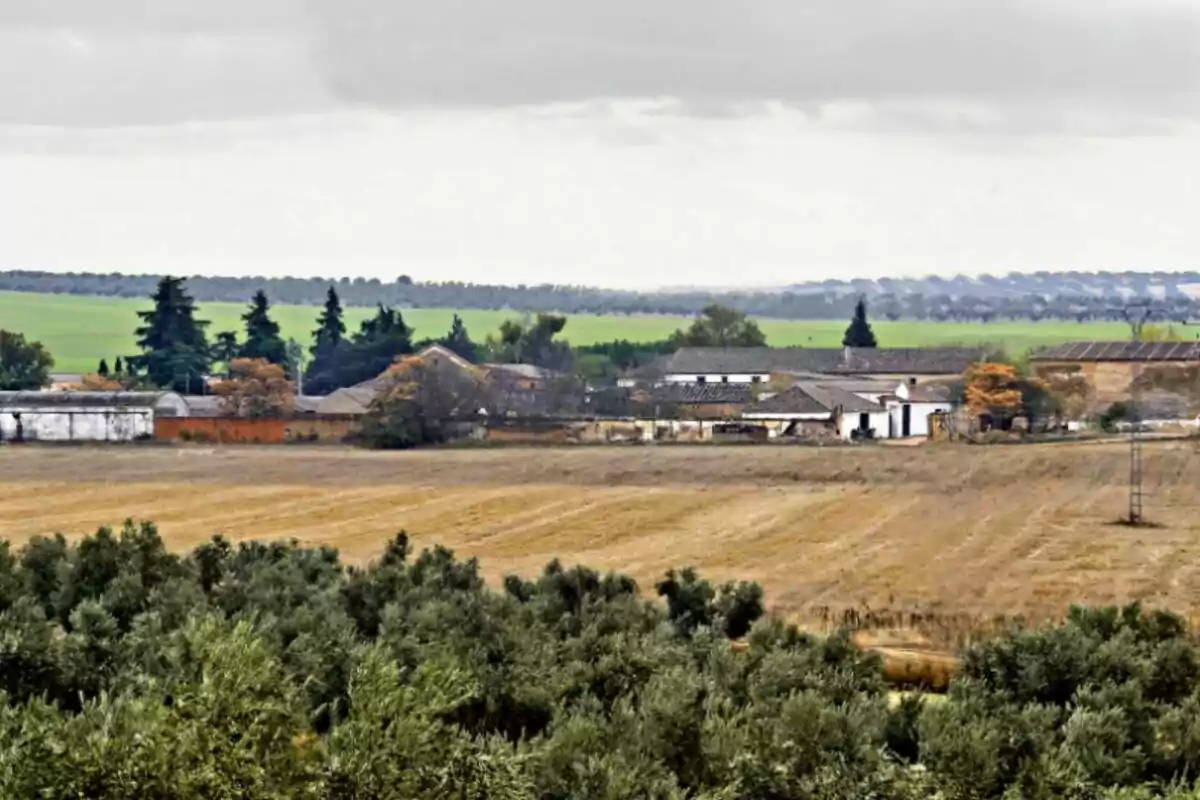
xmin=1124 ymin=302 xmax=1153 ymax=525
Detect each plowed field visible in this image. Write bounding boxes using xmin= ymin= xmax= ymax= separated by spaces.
xmin=0 ymin=442 xmax=1197 ymax=625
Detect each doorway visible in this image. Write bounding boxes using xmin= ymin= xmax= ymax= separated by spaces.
xmin=901 ymin=404 xmax=912 ymax=437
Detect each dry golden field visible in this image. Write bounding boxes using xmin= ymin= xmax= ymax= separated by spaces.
xmin=0 ymin=441 xmax=1198 ymax=629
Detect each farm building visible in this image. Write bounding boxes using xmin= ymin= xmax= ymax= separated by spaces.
xmin=0 ymin=391 xmax=187 ymax=442
xmin=744 ymin=383 xmax=890 ymax=440
xmin=1030 ymin=341 xmax=1200 ymax=412
xmin=640 ymin=383 xmax=755 ymax=420
xmin=743 ymin=379 xmax=954 ymax=440
xmin=637 ymin=346 xmax=984 ymax=386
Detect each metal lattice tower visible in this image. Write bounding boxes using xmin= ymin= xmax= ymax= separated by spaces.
xmin=1125 ymin=303 xmax=1153 ymax=526
xmin=1129 ymin=398 xmax=1145 ymax=524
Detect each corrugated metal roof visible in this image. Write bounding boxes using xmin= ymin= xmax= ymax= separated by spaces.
xmin=0 ymin=391 xmax=175 ymax=409
xmin=1032 ymin=341 xmax=1200 ymax=362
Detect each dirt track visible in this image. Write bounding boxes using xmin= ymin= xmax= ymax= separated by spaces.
xmin=0 ymin=442 xmax=1197 ymax=625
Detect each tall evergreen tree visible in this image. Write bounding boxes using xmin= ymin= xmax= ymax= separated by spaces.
xmin=842 ymin=297 xmax=878 ymax=348
xmin=440 ymin=314 xmax=478 ymax=362
xmin=304 ymin=287 xmax=348 ymax=395
xmin=97 ymin=359 xmax=110 ymax=377
xmin=114 ymin=356 xmax=124 ymax=376
xmin=239 ymin=291 xmax=287 ymax=366
xmin=310 ymin=287 xmax=346 ymax=357
xmin=130 ymin=277 xmax=211 ymax=393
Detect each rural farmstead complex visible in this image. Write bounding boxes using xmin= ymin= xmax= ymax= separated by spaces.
xmin=12 ymin=1 xmax=1200 ymax=787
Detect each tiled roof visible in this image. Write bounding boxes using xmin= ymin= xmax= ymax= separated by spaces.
xmin=745 ymin=387 xmax=829 ymax=415
xmin=745 ymin=383 xmax=886 ymax=416
xmin=662 ymin=347 xmax=984 ymax=376
xmin=1031 ymin=341 xmax=1200 ymax=362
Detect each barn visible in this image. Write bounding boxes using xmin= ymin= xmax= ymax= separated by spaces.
xmin=1031 ymin=341 xmax=1200 ymax=413
xmin=0 ymin=391 xmax=188 ymax=442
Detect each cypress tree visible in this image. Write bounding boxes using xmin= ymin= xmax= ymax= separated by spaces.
xmin=842 ymin=297 xmax=878 ymax=349
xmin=130 ymin=276 xmax=211 ymax=393
xmin=97 ymin=359 xmax=110 ymax=377
xmin=239 ymin=291 xmax=287 ymax=366
xmin=114 ymin=357 xmax=124 ymax=376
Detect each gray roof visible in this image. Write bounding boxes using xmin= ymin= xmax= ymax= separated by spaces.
xmin=484 ymin=363 xmax=560 ymax=380
xmin=662 ymin=347 xmax=984 ymax=376
xmin=746 ymin=383 xmax=886 ymax=416
xmin=1032 ymin=341 xmax=1200 ymax=362
xmin=0 ymin=391 xmax=176 ymax=409
xmin=182 ymin=395 xmax=225 ymax=418
xmin=654 ymin=383 xmax=754 ymax=405
xmin=744 ymin=387 xmax=829 ymax=416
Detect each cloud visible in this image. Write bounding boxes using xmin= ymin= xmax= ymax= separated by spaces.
xmin=2 ymin=0 xmax=1199 ymax=128
xmin=306 ymin=0 xmax=1200 ymax=115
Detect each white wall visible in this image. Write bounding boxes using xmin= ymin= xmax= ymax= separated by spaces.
xmin=839 ymin=410 xmax=891 ymax=441
xmin=0 ymin=408 xmax=154 ymax=442
xmin=886 ymin=401 xmax=952 ymax=438
xmin=664 ymin=373 xmax=770 ymax=385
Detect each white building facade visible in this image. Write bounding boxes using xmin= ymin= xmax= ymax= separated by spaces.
xmin=0 ymin=392 xmax=187 ymax=442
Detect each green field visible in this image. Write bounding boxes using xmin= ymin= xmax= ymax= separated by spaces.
xmin=0 ymin=291 xmax=1137 ymax=374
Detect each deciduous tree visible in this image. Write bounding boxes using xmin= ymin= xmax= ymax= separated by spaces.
xmin=964 ymin=362 xmax=1024 ymax=424
xmin=213 ymin=358 xmax=295 ymax=418
xmin=670 ymin=304 xmax=767 ymax=348
xmin=0 ymin=330 xmax=53 ymax=390
xmin=357 ymin=354 xmax=489 ymax=449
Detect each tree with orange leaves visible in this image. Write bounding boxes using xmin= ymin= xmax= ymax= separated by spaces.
xmin=213 ymin=358 xmax=295 ymax=418
xmin=358 ymin=354 xmax=490 ymax=449
xmin=964 ymin=362 xmax=1024 ymax=426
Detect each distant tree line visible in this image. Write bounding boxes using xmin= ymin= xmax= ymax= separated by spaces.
xmin=4 ymin=523 xmax=1200 ymax=797
xmin=5 ymin=269 xmax=1200 ymax=323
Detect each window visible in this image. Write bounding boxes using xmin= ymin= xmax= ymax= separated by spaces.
xmin=751 ymin=376 xmax=763 ymax=384
xmin=696 ymin=376 xmax=707 ymax=384
xmin=721 ymin=376 xmax=730 ymax=384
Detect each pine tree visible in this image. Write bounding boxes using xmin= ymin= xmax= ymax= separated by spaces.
xmin=97 ymin=359 xmax=110 ymax=377
xmin=304 ymin=287 xmax=348 ymax=395
xmin=310 ymin=287 xmax=346 ymax=357
xmin=239 ymin=291 xmax=288 ymax=366
xmin=114 ymin=356 xmax=124 ymax=376
xmin=130 ymin=276 xmax=211 ymax=393
xmin=440 ymin=314 xmax=477 ymax=362
xmin=842 ymin=297 xmax=878 ymax=348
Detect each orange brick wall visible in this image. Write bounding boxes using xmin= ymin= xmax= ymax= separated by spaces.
xmin=155 ymin=416 xmax=361 ymax=444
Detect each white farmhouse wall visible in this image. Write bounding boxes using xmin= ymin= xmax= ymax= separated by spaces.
xmin=886 ymin=402 xmax=952 ymax=438
xmin=838 ymin=410 xmax=891 ymax=441
xmin=0 ymin=409 xmax=155 ymax=442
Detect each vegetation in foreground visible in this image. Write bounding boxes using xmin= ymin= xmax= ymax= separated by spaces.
xmin=5 ymin=523 xmax=1200 ymax=798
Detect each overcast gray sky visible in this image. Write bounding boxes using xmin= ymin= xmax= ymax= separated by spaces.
xmin=3 ymin=0 xmax=1200 ymax=287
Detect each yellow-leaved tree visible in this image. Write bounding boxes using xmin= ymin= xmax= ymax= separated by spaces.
xmin=964 ymin=362 xmax=1025 ymax=426
xmin=214 ymin=358 xmax=295 ymax=418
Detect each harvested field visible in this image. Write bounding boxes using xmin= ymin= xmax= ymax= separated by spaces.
xmin=1 ymin=442 xmax=1198 ymax=632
